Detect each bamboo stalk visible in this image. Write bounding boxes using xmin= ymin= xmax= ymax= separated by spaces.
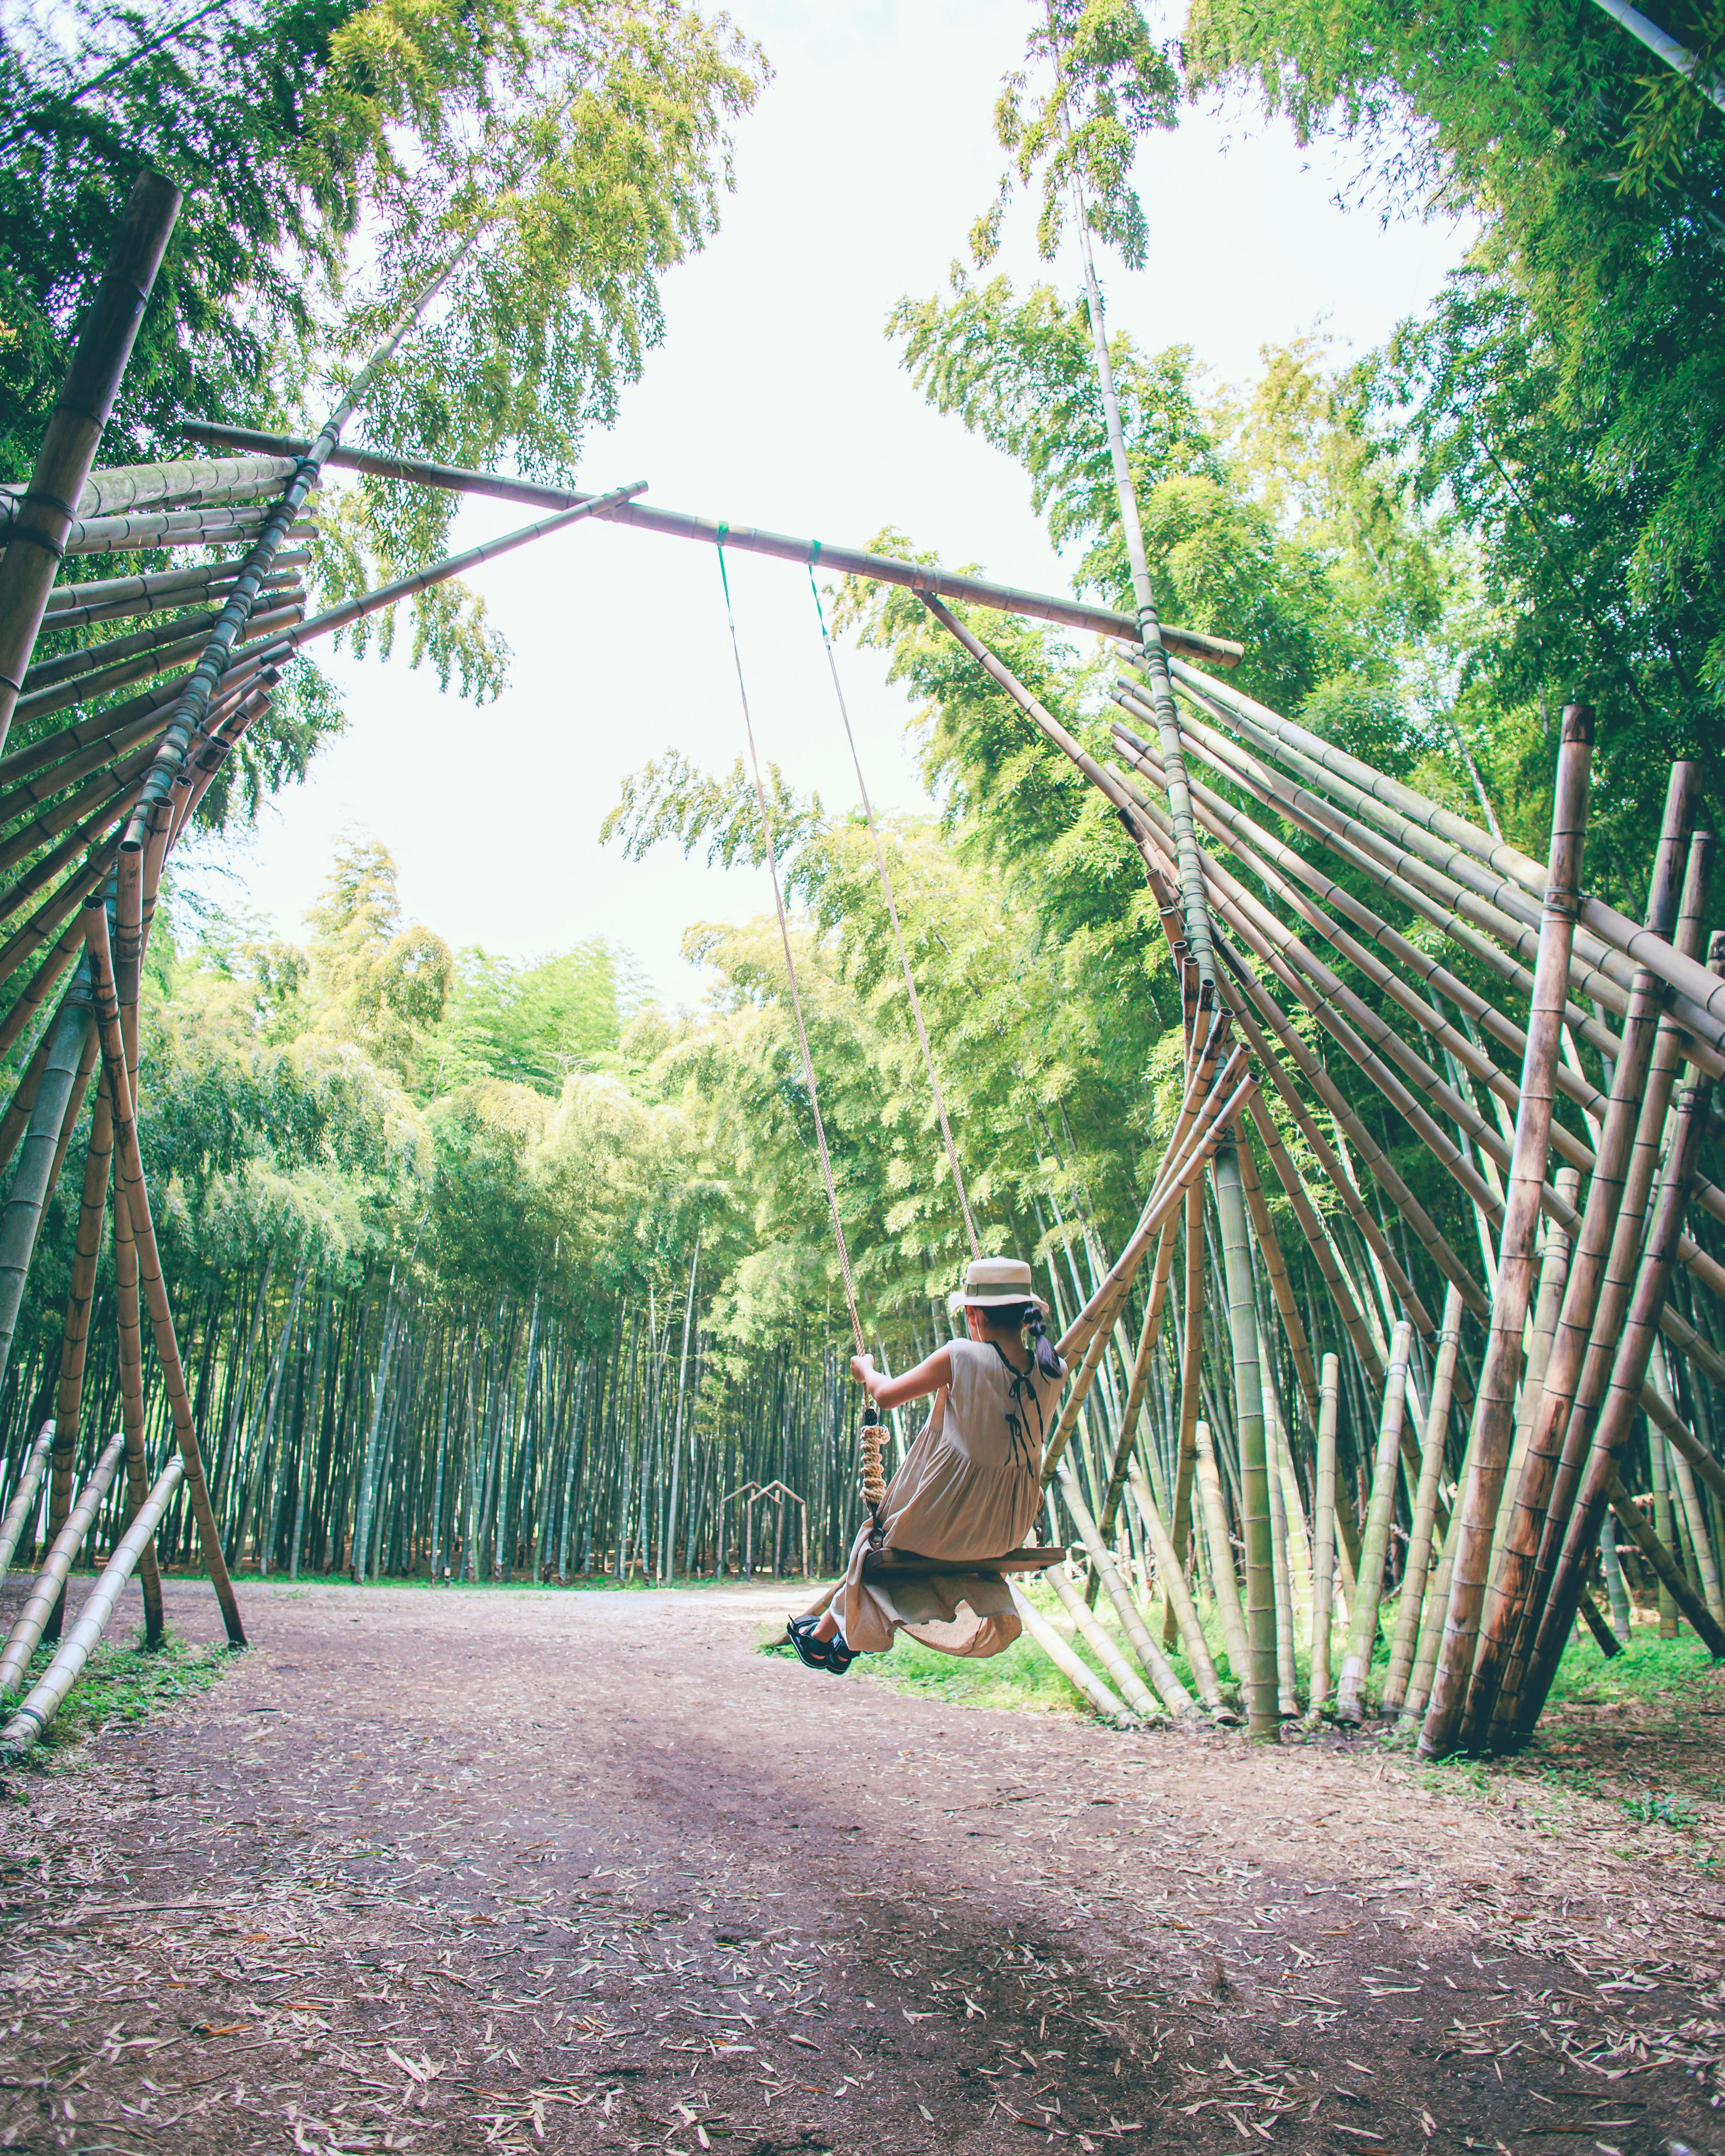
xmin=1238 ymin=1138 xmax=1319 ymax=1416
xmin=0 ymin=1430 xmax=125 ymax=1694
xmin=1044 ymin=1560 xmax=1164 ymax=1720
xmin=1194 ymin=1419 xmax=1251 ymax=1677
xmin=1057 ymin=1457 xmax=1199 ymax=1719
xmin=81 ymin=900 xmax=244 ymax=1644
xmin=1309 ymin=1356 xmax=1340 ymax=1713
xmin=0 ymin=1424 xmax=53 ymax=1588
xmin=1212 ymin=1138 xmax=1279 ymax=1739
xmin=183 ymin=420 xmax=1245 ymax=670
xmin=1518 ymin=1063 xmax=1725 ymax=1725
xmin=1336 ymin=1320 xmax=1415 ymax=1723
xmin=1010 ymin=1578 xmax=1142 ymax=1724
xmin=1264 ymin=1367 xmax=1300 ymax=1718
xmin=1095 ymin=1215 xmax=1178 ymax=1547
xmin=1607 ymin=1470 xmax=1725 ymax=1650
xmin=1381 ymin=1287 xmax=1464 ymax=1715
xmin=39 ymin=553 xmax=304 ymax=624
xmin=4 ymin=453 xmax=297 ymax=527
xmin=0 ymin=1454 xmax=182 ymax=1755
xmin=13 ymin=596 xmax=302 ymax=730
xmin=1167 ymin=1181 xmax=1206 ymax=1641
xmin=1123 ymin=1455 xmax=1232 ymax=1712
xmin=0 ymin=973 xmax=94 ymax=1411
xmin=1419 ymin=708 xmax=1593 ymax=1760
xmin=0 ymin=174 xmax=181 ymax=748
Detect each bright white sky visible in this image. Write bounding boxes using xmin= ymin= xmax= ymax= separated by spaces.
xmin=178 ymin=0 xmax=1471 ymax=1008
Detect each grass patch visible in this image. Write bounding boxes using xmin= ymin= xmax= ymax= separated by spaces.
xmin=3 ymin=1633 xmax=229 ymax=1778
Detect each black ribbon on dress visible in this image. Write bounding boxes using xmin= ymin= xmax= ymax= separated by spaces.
xmin=991 ymin=1342 xmax=1049 ymax=1479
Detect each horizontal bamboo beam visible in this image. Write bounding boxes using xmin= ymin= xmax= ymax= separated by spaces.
xmin=0 ymin=452 xmax=296 ymax=525
xmin=181 ymin=419 xmax=1245 ymax=670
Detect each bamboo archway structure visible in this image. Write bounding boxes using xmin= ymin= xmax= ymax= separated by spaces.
xmin=0 ymin=172 xmax=1720 ymax=1761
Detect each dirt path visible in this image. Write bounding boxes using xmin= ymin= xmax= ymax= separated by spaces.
xmin=1 ymin=1577 xmax=1721 ymax=2156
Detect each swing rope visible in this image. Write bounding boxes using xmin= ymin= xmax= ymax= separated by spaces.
xmin=716 ymin=535 xmax=867 ymax=1365
xmin=807 ymin=548 xmax=982 ymax=1264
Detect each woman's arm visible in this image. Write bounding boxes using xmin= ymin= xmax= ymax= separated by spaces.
xmin=851 ymin=1345 xmax=952 ymax=1414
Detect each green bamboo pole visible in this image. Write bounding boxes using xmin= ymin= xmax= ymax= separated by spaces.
xmin=1212 ymin=1138 xmax=1278 ymax=1738
xmin=1600 ymin=1512 xmax=1633 ymax=1642
xmin=0 ymin=1452 xmax=182 ymax=1755
xmin=1420 ymin=708 xmax=1594 ymax=1760
xmin=0 ymin=975 xmax=94 ymax=1426
xmin=0 ymin=1423 xmax=52 ymax=1588
xmin=1335 ymin=1320 xmax=1415 ymax=1723
xmin=1009 ymin=1580 xmax=1141 ymax=1726
xmin=1194 ymin=1419 xmax=1250 ymax=1677
xmin=1265 ymin=1367 xmax=1300 ymax=1718
xmin=1308 ymin=1355 xmax=1340 ymax=1713
xmin=1123 ymin=1455 xmax=1231 ymax=1712
xmin=1056 ymin=1457 xmax=1199 ymax=1720
xmin=1044 ymin=1559 xmax=1163 ymax=1722
xmin=1382 ymin=1288 xmax=1463 ymax=1714
xmin=0 ymin=1430 xmax=125 ymax=1695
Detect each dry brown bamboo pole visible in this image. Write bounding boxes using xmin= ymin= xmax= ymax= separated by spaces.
xmin=0 ymin=840 xmax=122 ymax=996
xmin=1487 ymin=1173 xmax=1578 ymax=1595
xmin=1043 ymin=1559 xmax=1164 ymax=1719
xmin=81 ymin=900 xmax=243 ymax=1645
xmin=0 ymin=1430 xmax=124 ymax=1694
xmin=1382 ymin=1285 xmax=1465 ymax=1714
xmin=1483 ymin=833 xmax=1715 ymax=1737
xmin=0 ymin=175 xmax=181 ymax=748
xmin=1171 ymin=657 xmax=1725 ymax=1067
xmin=0 ymin=926 xmax=84 ymax=1069
xmin=1133 ymin=802 xmax=1445 ymax=1336
xmin=1237 ymin=1137 xmax=1320 ymax=1417
xmin=1519 ymin=1063 xmax=1725 ymax=1720
xmin=1095 ymin=1217 xmax=1178 ymax=1532
xmin=1419 ymin=707 xmax=1593 ymax=1760
xmin=0 ymin=1023 xmax=58 ymax=1183
xmin=19 ymin=585 xmax=301 ymax=699
xmin=0 ymin=738 xmax=161 ymax=884
xmin=1399 ymin=1396 xmax=1485 ymax=1727
xmin=185 ymin=419 xmax=1246 ymax=672
xmin=111 ymin=1161 xmax=163 ymax=1645
xmin=1336 ymin=1319 xmax=1415 ymax=1723
xmin=1309 ymin=1355 xmax=1341 ymax=1712
xmin=1123 ymin=1456 xmax=1233 ymax=1712
xmin=1055 ymin=1463 xmax=1198 ymax=1719
xmin=1008 ymin=1580 xmax=1142 ymax=1724
xmin=0 ymin=645 xmax=246 ymax=794
xmin=38 ymin=553 xmax=302 ymax=624
xmin=0 ymin=1424 xmax=52 ymax=1589
xmin=1194 ymin=1419 xmax=1252 ymax=1677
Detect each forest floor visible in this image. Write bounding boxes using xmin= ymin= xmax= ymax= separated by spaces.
xmin=0 ymin=1576 xmax=1721 ymax=2156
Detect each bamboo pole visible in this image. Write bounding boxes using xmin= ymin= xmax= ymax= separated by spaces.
xmin=4 ymin=452 xmax=297 ymax=527
xmin=1309 ymin=1355 xmax=1340 ymax=1713
xmin=82 ymin=901 xmax=244 ymax=1644
xmin=0 ymin=974 xmax=94 ymax=1413
xmin=1056 ymin=1458 xmax=1199 ymax=1719
xmin=111 ymin=1172 xmax=163 ymax=1644
xmin=1264 ymin=1368 xmax=1300 ymax=1718
xmin=1212 ymin=1138 xmax=1279 ymax=1738
xmin=0 ymin=1424 xmax=52 ymax=1587
xmin=38 ymin=553 xmax=304 ymax=626
xmin=1238 ymin=1139 xmax=1319 ymax=1417
xmin=1194 ymin=1420 xmax=1251 ymax=1676
xmin=1519 ymin=1068 xmax=1725 ymax=1722
xmin=1336 ymin=1320 xmax=1415 ymax=1723
xmin=1009 ymin=1579 xmax=1142 ymax=1725
xmin=1608 ymin=1470 xmax=1725 ymax=1650
xmin=1419 ymin=708 xmax=1593 ymax=1760
xmin=0 ymin=1430 xmax=125 ymax=1695
xmin=1123 ymin=1456 xmax=1232 ymax=1712
xmin=1167 ymin=1181 xmax=1206 ymax=1639
xmin=1381 ymin=1286 xmax=1464 ymax=1715
xmin=1170 ymin=657 xmax=1725 ymax=1071
xmin=0 ymin=173 xmax=181 ymax=749
xmin=13 ymin=596 xmax=303 ymax=730
xmin=1044 ymin=1560 xmax=1165 ymax=1721
xmin=1094 ymin=1214 xmax=1178 ymax=1547
xmin=0 ymin=1454 xmax=182 ymax=1755
xmin=182 ymin=420 xmax=1245 ymax=670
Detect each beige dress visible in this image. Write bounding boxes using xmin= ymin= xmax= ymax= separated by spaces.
xmin=819 ymin=1337 xmax=1066 ymax=1659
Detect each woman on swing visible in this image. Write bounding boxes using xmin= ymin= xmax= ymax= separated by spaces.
xmin=788 ymin=1257 xmax=1066 ymax=1673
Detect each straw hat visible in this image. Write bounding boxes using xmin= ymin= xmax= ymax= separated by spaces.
xmin=947 ymin=1255 xmax=1049 ymax=1317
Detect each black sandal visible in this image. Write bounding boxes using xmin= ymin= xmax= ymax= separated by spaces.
xmin=824 ymin=1632 xmax=855 ymax=1676
xmin=786 ymin=1616 xmax=830 ymax=1671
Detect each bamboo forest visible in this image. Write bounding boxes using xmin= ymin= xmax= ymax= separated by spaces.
xmin=1 ymin=0 xmax=1724 ymax=2145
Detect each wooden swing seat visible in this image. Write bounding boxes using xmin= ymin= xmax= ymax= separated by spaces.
xmin=858 ymin=1544 xmax=1066 ymax=1582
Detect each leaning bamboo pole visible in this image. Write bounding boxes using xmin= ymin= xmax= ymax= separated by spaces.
xmin=1044 ymin=1560 xmax=1164 ymax=1721
xmin=1308 ymin=1356 xmax=1340 ymax=1713
xmin=1009 ymin=1580 xmax=1141 ymax=1725
xmin=1381 ymin=1286 xmax=1464 ymax=1715
xmin=0 ymin=974 xmax=95 ymax=1411
xmin=1465 ymin=778 xmax=1694 ymax=1740
xmin=1193 ymin=1419 xmax=1251 ymax=1677
xmin=1419 ymin=708 xmax=1593 ymax=1760
xmin=182 ymin=420 xmax=1245 ymax=671
xmin=1335 ymin=1320 xmax=1415 ymax=1724
xmin=0 ymin=1454 xmax=183 ymax=1755
xmin=82 ymin=901 xmax=243 ymax=1644
xmin=0 ymin=1430 xmax=125 ymax=1695
xmin=0 ymin=1424 xmax=53 ymax=1587
xmin=1056 ymin=1458 xmax=1200 ymax=1721
xmin=0 ymin=174 xmax=182 ymax=748
xmin=1211 ymin=1134 xmax=1280 ymax=1740
xmin=1123 ymin=1456 xmax=1232 ymax=1712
